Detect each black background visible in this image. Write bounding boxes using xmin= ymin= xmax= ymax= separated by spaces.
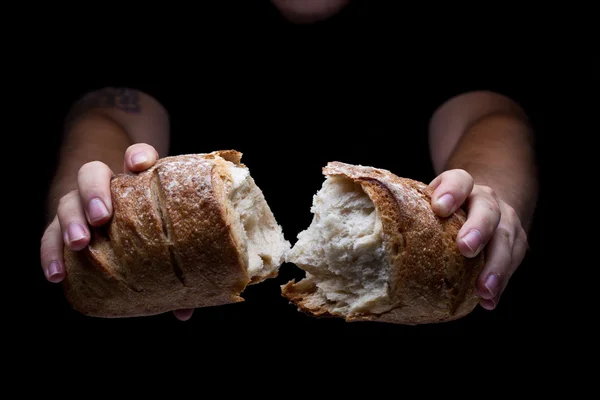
xmin=23 ymin=1 xmax=581 ymax=343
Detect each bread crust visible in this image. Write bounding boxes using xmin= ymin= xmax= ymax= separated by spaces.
xmin=63 ymin=150 xmax=254 ymax=317
xmin=282 ymin=162 xmax=485 ymax=325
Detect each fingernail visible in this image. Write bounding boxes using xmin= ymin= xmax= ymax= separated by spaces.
xmin=88 ymin=198 xmax=109 ymax=222
xmin=435 ymin=193 xmax=455 ymax=215
xmin=67 ymin=222 xmax=86 ymax=243
xmin=480 ymin=297 xmax=497 ymax=310
xmin=461 ymin=229 xmax=482 ymax=255
xmin=47 ymin=261 xmax=64 ymax=283
xmin=131 ymin=152 xmax=148 ymax=166
xmin=484 ymin=273 xmax=500 ymax=299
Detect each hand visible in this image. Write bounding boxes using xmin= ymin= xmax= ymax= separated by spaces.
xmin=429 ymin=169 xmax=529 ymax=310
xmin=40 ymin=143 xmax=194 ymax=321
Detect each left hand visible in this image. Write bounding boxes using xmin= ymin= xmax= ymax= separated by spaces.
xmin=428 ymin=169 xmax=529 ymax=310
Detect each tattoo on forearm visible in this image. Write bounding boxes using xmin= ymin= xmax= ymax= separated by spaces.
xmin=69 ymin=87 xmax=141 ymax=121
xmin=84 ymin=87 xmax=140 ymax=112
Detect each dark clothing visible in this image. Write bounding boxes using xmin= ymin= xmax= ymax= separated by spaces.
xmin=47 ymin=4 xmax=547 ymax=336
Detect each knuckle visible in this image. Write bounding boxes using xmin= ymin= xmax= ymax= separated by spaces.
xmin=57 ymin=190 xmax=79 ymax=212
xmin=78 ymin=161 xmax=108 ymax=177
xmin=476 ymin=215 xmax=496 ymax=234
xmin=470 ymin=206 xmax=500 ymax=233
xmin=440 ymin=170 xmax=473 ymax=195
xmin=77 ymin=166 xmax=112 ymax=196
xmin=40 ymin=230 xmax=53 ymax=247
xmin=84 ymin=180 xmax=110 ymax=195
xmin=488 ymin=199 xmax=501 ymax=215
xmin=509 ymin=253 xmax=524 ymax=275
xmin=40 ymin=236 xmax=61 ymax=260
xmin=506 ymin=206 xmax=519 ymax=221
xmin=445 ymin=168 xmax=469 ymax=182
xmin=496 ymin=224 xmax=512 ymax=243
xmin=517 ymin=228 xmax=529 ymax=248
xmin=127 ymin=143 xmax=153 ymax=154
xmin=519 ymin=227 xmax=528 ymax=240
xmin=438 ymin=170 xmax=451 ymax=181
xmin=57 ymin=196 xmax=67 ymax=211
xmin=125 ymin=144 xmax=141 ymax=155
xmin=40 ymin=245 xmax=59 ymax=261
xmin=456 ymin=168 xmax=473 ymax=182
xmin=479 ymin=185 xmax=495 ymax=196
xmin=475 ymin=214 xmax=490 ymax=228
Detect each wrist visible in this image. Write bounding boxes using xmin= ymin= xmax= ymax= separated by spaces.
xmin=46 ymin=114 xmax=133 ymax=218
xmin=446 ymin=115 xmax=538 ymax=231
xmin=454 ymin=165 xmax=537 ymax=233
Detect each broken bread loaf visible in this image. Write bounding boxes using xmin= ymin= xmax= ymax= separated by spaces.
xmin=282 ymin=162 xmax=484 ymax=325
xmin=63 ymin=150 xmax=291 ymax=317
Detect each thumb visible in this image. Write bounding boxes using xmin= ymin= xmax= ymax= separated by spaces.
xmin=124 ymin=143 xmax=160 ymax=173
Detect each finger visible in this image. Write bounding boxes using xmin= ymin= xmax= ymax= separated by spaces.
xmin=475 ymin=224 xmax=514 ymax=305
xmin=173 ymin=309 xmax=194 ymax=321
xmin=505 ymin=205 xmax=530 ymax=274
xmin=77 ymin=161 xmax=114 ymax=226
xmin=124 ymin=143 xmax=159 ymax=173
xmin=57 ymin=190 xmax=90 ymax=251
xmin=429 ymin=169 xmax=474 ymax=217
xmin=479 ymin=298 xmax=496 ymax=310
xmin=456 ymin=186 xmax=501 ymax=258
xmin=40 ymin=216 xmax=66 ymax=283
xmin=499 ymin=226 xmax=528 ymax=295
xmin=512 ymin=228 xmax=529 ymax=273
xmin=484 ymin=206 xmax=529 ymax=304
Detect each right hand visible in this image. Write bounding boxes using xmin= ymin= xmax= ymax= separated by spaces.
xmin=39 ymin=143 xmax=192 ymax=321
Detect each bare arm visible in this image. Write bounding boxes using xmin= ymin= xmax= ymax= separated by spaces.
xmin=427 ymin=90 xmax=539 ymax=310
xmin=46 ymin=87 xmax=170 ymax=219
xmin=41 ymin=87 xmax=168 ymax=288
xmin=429 ymin=90 xmax=538 ymax=231
xmin=40 ymin=86 xmax=194 ymax=319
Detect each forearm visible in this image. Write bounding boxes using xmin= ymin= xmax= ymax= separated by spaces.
xmin=443 ymin=113 xmax=539 ymax=231
xmin=46 ymin=114 xmax=132 ymax=219
xmin=46 ymin=87 xmax=170 ymax=220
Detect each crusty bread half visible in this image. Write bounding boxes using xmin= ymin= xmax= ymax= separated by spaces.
xmin=63 ymin=150 xmax=290 ymax=317
xmin=282 ymin=162 xmax=484 ymax=325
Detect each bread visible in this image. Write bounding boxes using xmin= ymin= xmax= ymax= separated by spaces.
xmin=63 ymin=150 xmax=291 ymax=317
xmin=282 ymin=162 xmax=485 ymax=325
